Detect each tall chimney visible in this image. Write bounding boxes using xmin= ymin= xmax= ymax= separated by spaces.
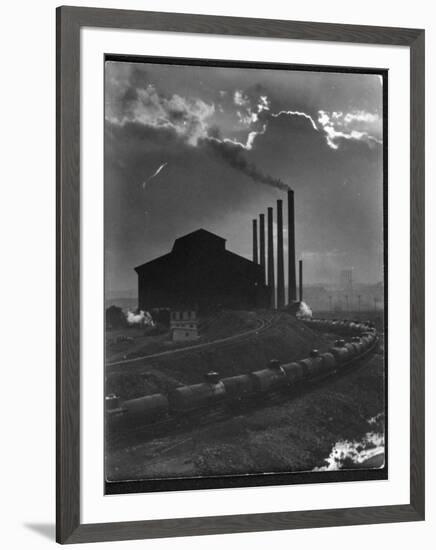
xmin=259 ymin=213 xmax=265 ymax=283
xmin=276 ymin=199 xmax=285 ymax=309
xmin=299 ymin=259 xmax=303 ymax=302
xmin=252 ymin=219 xmax=258 ymax=264
xmin=288 ymin=189 xmax=297 ymax=303
xmin=267 ymin=207 xmax=275 ymax=309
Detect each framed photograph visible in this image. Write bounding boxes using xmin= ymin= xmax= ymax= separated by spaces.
xmin=57 ymin=6 xmax=425 ymax=544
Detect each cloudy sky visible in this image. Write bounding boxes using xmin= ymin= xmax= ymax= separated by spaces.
xmin=105 ymin=59 xmax=384 ymax=295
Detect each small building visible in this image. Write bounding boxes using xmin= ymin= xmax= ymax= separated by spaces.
xmin=170 ymin=310 xmax=199 ymax=342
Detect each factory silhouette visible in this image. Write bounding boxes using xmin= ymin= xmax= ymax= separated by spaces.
xmin=135 ymin=189 xmax=303 ymax=312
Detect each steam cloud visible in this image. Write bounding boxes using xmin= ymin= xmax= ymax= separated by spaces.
xmin=205 ymin=137 xmax=289 ymax=191
xmin=126 ymin=310 xmax=155 ymax=326
xmin=296 ymin=301 xmax=313 ymax=320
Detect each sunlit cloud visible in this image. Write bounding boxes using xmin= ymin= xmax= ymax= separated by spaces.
xmin=271 ymin=110 xmax=318 ymax=131
xmin=207 ymin=124 xmax=267 ymax=151
xmin=257 ymin=95 xmax=271 ymax=112
xmin=106 ymin=83 xmax=215 ymax=146
xmin=233 ymin=90 xmax=250 ymax=108
xmin=105 ymin=63 xmax=381 ymax=156
xmin=317 ymin=109 xmax=382 ymax=149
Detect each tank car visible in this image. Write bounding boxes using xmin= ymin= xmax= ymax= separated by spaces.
xmin=168 ymin=372 xmax=226 ymax=413
xmin=320 ymin=351 xmax=337 ymax=373
xmin=281 ymin=361 xmax=305 ymax=385
xmin=343 ymin=342 xmax=357 ymax=359
xmin=298 ymin=349 xmax=324 ymax=378
xmin=329 ymin=341 xmax=351 ymax=365
xmin=122 ymin=393 xmax=169 ymax=424
xmin=222 ymin=374 xmax=256 ymax=402
xmin=250 ymin=359 xmax=287 ymax=394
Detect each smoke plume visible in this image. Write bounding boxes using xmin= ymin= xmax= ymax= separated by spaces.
xmin=296 ymin=301 xmax=313 ymax=320
xmin=205 ymin=137 xmax=289 ymax=191
xmin=126 ymin=310 xmax=155 ymax=326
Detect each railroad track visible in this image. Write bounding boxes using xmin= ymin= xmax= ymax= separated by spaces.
xmin=107 ymin=334 xmax=380 ymax=451
xmin=107 ymin=312 xmax=276 ymax=373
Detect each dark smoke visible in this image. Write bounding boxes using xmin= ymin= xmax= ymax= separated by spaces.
xmin=205 ymin=137 xmax=289 ymax=191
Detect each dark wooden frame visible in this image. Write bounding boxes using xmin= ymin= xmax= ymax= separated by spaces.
xmin=56 ymin=5 xmax=425 ymax=544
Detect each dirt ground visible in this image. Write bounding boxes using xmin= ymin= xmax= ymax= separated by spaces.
xmin=106 ymin=343 xmax=385 ymax=482
xmin=106 ymin=311 xmax=332 ymax=399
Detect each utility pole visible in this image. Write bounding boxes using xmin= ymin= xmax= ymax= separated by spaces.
xmin=329 ymin=295 xmax=332 ymax=312
xmin=345 ymin=294 xmax=349 ymax=312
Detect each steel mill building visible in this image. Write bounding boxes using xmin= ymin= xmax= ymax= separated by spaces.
xmin=135 ymin=229 xmax=269 ymax=312
xmin=135 ymin=189 xmax=301 ymax=312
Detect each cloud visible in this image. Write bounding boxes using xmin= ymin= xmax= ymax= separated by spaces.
xmin=271 ymin=110 xmax=318 ymax=131
xmin=105 ymin=66 xmax=380 ymax=197
xmin=232 ymin=90 xmax=271 ymax=130
xmin=208 ymin=124 xmax=267 ymax=151
xmin=236 ymin=110 xmax=259 ymax=126
xmin=317 ymin=109 xmax=382 ymax=149
xmin=343 ymin=111 xmax=379 ymax=124
xmin=204 ymin=135 xmax=289 ymax=191
xmin=104 ymin=62 xmax=384 ymax=292
xmin=107 ymin=83 xmax=215 ymax=146
xmin=106 ymin=67 xmax=321 ymax=159
xmin=257 ymin=95 xmax=270 ymax=112
xmin=233 ymin=90 xmax=250 ymax=107
xmin=106 ymin=75 xmax=288 ymax=190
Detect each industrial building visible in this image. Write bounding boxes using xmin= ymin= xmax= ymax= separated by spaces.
xmin=135 ymin=188 xmax=302 ymax=313
xmin=135 ymin=229 xmax=269 ymax=312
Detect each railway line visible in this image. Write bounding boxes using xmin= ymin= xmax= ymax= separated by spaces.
xmin=106 ymin=317 xmax=380 ymax=449
xmin=106 ymin=311 xmax=276 ymax=373
xmin=107 ymin=340 xmax=379 ymax=452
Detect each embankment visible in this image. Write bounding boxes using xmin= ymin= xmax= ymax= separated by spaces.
xmin=106 ymin=312 xmax=329 ymax=400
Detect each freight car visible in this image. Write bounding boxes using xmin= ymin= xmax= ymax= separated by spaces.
xmin=329 ymin=340 xmax=352 ymax=365
xmin=107 ymin=318 xmax=379 ymax=428
xmin=320 ymin=351 xmax=337 ymax=373
xmin=281 ymin=361 xmax=305 ymax=385
xmin=122 ymin=393 xmax=169 ymax=424
xmin=298 ymin=349 xmax=324 ymax=378
xmin=250 ymin=359 xmax=287 ymax=395
xmin=168 ymin=372 xmax=226 ymax=414
xmin=222 ymin=373 xmax=256 ymax=403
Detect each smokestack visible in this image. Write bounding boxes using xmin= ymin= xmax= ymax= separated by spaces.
xmin=252 ymin=219 xmax=258 ymax=264
xmin=288 ymin=189 xmax=297 ymax=303
xmin=299 ymin=259 xmax=303 ymax=302
xmin=276 ymin=199 xmax=285 ymax=309
xmin=259 ymin=213 xmax=265 ymax=283
xmin=267 ymin=207 xmax=275 ymax=309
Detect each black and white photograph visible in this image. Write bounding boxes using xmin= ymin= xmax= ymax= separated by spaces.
xmin=1 ymin=0 xmax=429 ymax=546
xmin=104 ymin=56 xmax=387 ymax=494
